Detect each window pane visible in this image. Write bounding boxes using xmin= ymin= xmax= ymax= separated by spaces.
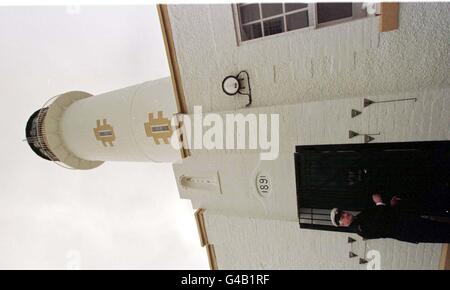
xmin=285 ymin=3 xmax=308 ymax=12
xmin=239 ymin=4 xmax=261 ymax=24
xmin=261 ymin=3 xmax=283 ymax=18
xmin=286 ymin=10 xmax=309 ymax=31
xmin=317 ymin=3 xmax=353 ymax=24
xmin=263 ymin=17 xmax=284 ymax=36
xmin=241 ymin=23 xmax=262 ymax=41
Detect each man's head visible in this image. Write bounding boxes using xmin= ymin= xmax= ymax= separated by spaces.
xmin=330 ymin=208 xmax=354 ymax=227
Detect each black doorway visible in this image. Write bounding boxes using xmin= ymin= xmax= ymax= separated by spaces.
xmin=294 ymin=141 xmax=450 ymax=233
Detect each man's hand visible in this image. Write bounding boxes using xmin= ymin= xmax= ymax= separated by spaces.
xmin=372 ymin=193 xmax=383 ymax=204
xmin=390 ymin=196 xmax=402 ymax=207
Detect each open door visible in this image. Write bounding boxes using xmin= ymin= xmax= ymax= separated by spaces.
xmin=294 ymin=141 xmax=450 ymax=232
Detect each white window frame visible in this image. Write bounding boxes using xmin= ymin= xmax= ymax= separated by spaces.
xmin=233 ymin=3 xmax=315 ymax=45
xmin=233 ymin=3 xmax=374 ymax=45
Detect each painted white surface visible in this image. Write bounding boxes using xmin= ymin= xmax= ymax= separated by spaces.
xmin=60 ymin=78 xmax=181 ymax=163
xmin=173 ymin=87 xmax=450 ymax=221
xmin=203 ymin=211 xmax=443 ymax=270
xmin=168 ymin=3 xmax=450 ymax=269
xmin=173 ymin=87 xmax=450 ymax=269
xmin=168 ymin=3 xmax=450 ymax=112
xmin=45 ymin=91 xmax=104 ymax=170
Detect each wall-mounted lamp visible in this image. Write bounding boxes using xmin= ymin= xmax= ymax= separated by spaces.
xmin=222 ymin=71 xmax=252 ymax=107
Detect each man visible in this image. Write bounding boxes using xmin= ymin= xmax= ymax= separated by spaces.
xmin=330 ymin=194 xmax=450 ymax=243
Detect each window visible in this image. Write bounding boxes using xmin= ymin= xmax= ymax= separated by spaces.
xmin=316 ymin=3 xmax=368 ymax=26
xmin=235 ymin=3 xmax=369 ymax=42
xmin=237 ymin=3 xmax=310 ymax=41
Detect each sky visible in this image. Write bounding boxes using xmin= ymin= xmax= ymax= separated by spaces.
xmin=0 ymin=5 xmax=209 ymax=269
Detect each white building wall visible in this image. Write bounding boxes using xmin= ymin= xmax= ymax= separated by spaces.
xmin=168 ymin=3 xmax=450 ymax=269
xmin=203 ymin=211 xmax=443 ymax=270
xmin=173 ymin=87 xmax=450 ymax=220
xmin=168 ymin=3 xmax=450 ymax=112
xmin=173 ymin=87 xmax=449 ymax=269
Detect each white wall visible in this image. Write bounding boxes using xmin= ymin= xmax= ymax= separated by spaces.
xmin=168 ymin=3 xmax=450 ymax=269
xmin=173 ymin=87 xmax=450 ymax=220
xmin=203 ymin=211 xmax=443 ymax=270
xmin=169 ymin=3 xmax=450 ymax=113
xmin=172 ymin=87 xmax=449 ymax=269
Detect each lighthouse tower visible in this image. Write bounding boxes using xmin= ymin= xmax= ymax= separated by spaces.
xmin=25 ymin=77 xmax=183 ymax=169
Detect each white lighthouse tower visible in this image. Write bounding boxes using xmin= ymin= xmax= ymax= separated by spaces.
xmin=25 ymin=77 xmax=183 ymax=169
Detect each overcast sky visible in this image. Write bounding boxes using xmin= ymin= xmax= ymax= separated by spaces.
xmin=0 ymin=5 xmax=209 ymax=269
